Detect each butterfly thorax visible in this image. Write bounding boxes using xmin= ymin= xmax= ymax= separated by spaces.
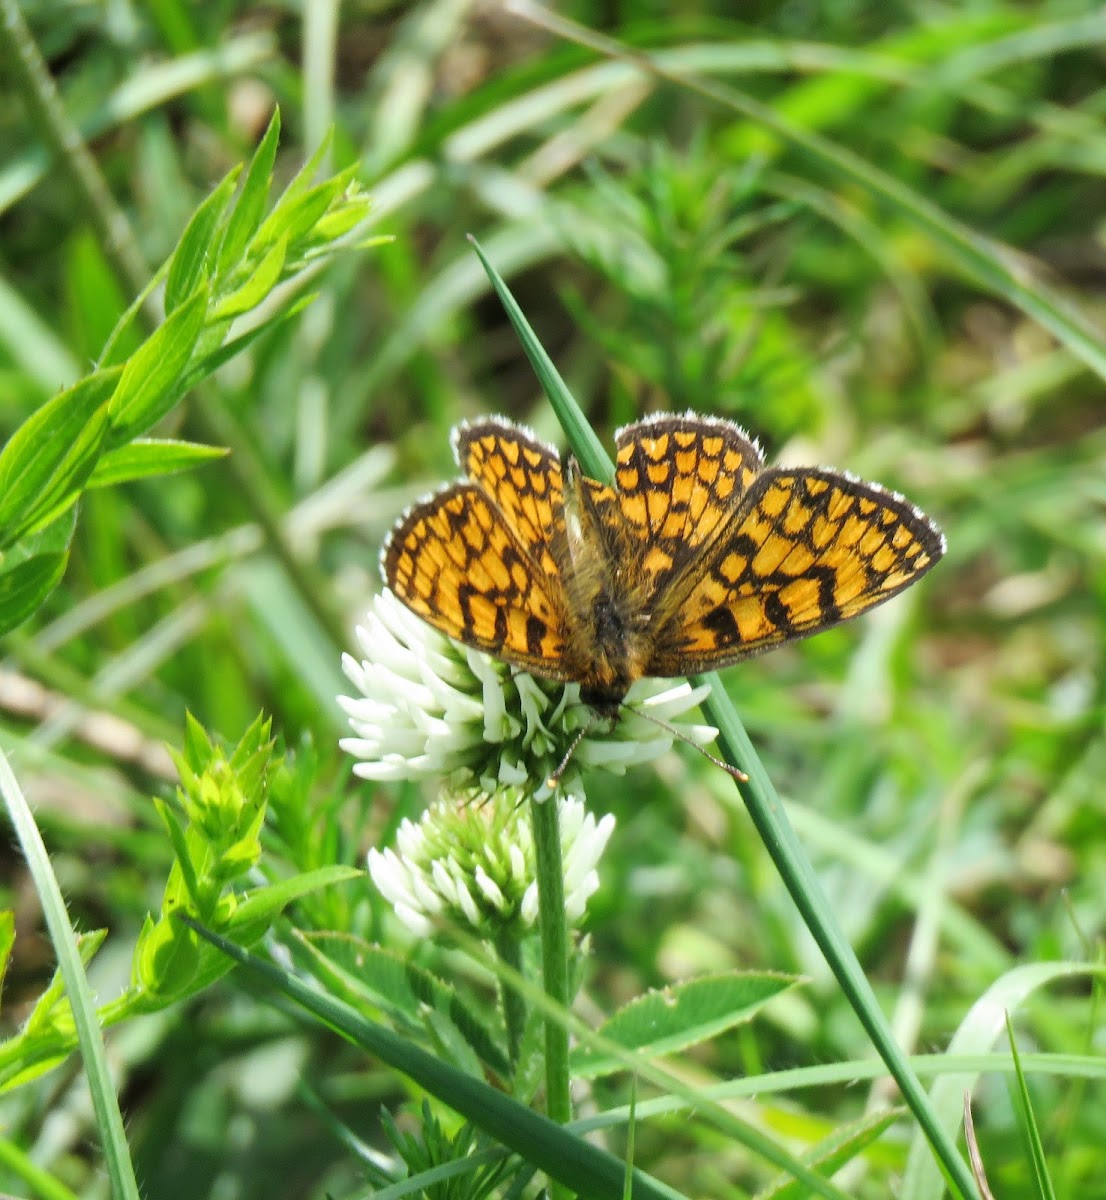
xmin=557 ymin=460 xmax=654 ymax=715
xmin=565 ymin=587 xmax=648 ymax=715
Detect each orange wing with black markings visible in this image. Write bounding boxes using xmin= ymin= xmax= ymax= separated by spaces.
xmin=453 ymin=419 xmax=565 ymax=577
xmin=647 ymin=467 xmax=946 ymax=675
xmin=613 ymin=415 xmax=763 ymax=605
xmin=382 ymin=482 xmax=572 ymax=677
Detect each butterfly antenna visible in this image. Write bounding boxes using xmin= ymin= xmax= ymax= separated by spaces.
xmin=621 ymin=704 xmax=749 ymax=784
xmin=547 ymin=713 xmax=600 ymax=790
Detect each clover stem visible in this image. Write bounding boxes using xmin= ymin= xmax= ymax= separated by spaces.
xmin=529 ymin=793 xmax=572 ymax=1200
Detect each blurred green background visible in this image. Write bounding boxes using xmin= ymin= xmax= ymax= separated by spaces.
xmin=2 ymin=2 xmax=1105 ymax=1197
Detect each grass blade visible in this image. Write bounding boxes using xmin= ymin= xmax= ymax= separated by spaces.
xmin=1004 ymin=1012 xmax=1057 ymax=1200
xmin=0 ymin=748 xmax=141 ymax=1200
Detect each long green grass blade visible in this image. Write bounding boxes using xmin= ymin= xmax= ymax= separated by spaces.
xmin=0 ymin=748 xmax=141 ymax=1200
xmin=1004 ymin=1012 xmax=1057 ymax=1200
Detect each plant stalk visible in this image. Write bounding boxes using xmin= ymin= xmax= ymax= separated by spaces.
xmin=529 ymin=793 xmax=572 ymax=1200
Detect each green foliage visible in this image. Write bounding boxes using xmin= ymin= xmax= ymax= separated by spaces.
xmin=295 ymin=933 xmax=513 ymax=1080
xmin=0 ymin=108 xmax=371 ymax=636
xmin=0 ymin=714 xmax=358 ymax=1093
xmin=381 ymin=1100 xmax=514 ymax=1200
xmin=758 ymin=1108 xmax=904 ymax=1200
xmin=2 ymin=3 xmax=1105 ymax=1199
xmin=1004 ymin=1015 xmax=1057 ymax=1200
xmin=563 ymin=146 xmax=821 ymax=440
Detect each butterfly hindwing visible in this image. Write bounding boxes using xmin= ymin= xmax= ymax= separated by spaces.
xmin=382 ymin=482 xmax=572 ymax=677
xmin=647 ymin=467 xmax=946 ymax=675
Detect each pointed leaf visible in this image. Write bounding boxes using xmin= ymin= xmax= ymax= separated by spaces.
xmin=295 ymin=933 xmax=510 ymax=1079
xmin=226 ymin=866 xmax=363 ymax=941
xmin=758 ymin=1108 xmax=903 ymax=1200
xmin=85 ymin=439 xmax=227 ymax=489
xmin=0 ymin=552 xmax=68 ymax=635
xmin=165 ymin=166 xmax=242 ymax=312
xmin=218 ymin=108 xmax=281 ymax=275
xmin=252 ymin=166 xmax=356 ymax=257
xmin=0 ymin=370 xmax=117 ymax=545
xmin=1004 ymin=1015 xmax=1057 ymax=1200
xmin=9 ymin=405 xmax=110 ymax=545
xmin=23 ymin=929 xmax=108 ymax=1039
xmin=213 ymin=233 xmax=287 ymax=319
xmin=108 ymin=287 xmax=208 ymax=445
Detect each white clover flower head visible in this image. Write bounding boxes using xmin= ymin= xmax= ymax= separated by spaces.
xmin=339 ymin=590 xmax=718 ymax=799
xmin=367 ymin=790 xmax=616 ymax=936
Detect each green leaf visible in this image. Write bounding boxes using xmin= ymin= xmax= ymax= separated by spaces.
xmin=0 ymin=369 xmax=117 ymax=546
xmin=758 ymin=1109 xmax=903 ymax=1200
xmin=311 ymin=197 xmax=372 ymax=242
xmin=252 ymin=167 xmax=357 ymax=257
xmin=165 ymin=166 xmax=242 ymax=312
xmin=134 ymin=907 xmax=204 ymax=1001
xmin=269 ymin=124 xmax=332 ymax=210
xmin=571 ymin=972 xmax=797 ymax=1079
xmin=217 ymin=107 xmax=281 ymax=275
xmin=23 ymin=929 xmax=108 ymax=1040
xmin=0 ymin=552 xmax=68 ymax=636
xmin=108 ymin=287 xmax=208 ymax=445
xmin=212 ymin=233 xmax=287 ymax=320
xmin=6 ymin=505 xmax=78 ymax=561
xmin=225 ymin=866 xmax=362 ymax=942
xmin=85 ymin=439 xmax=227 ymax=489
xmin=9 ymin=412 xmax=112 ymax=546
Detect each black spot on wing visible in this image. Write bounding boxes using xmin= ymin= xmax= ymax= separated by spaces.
xmin=525 ymin=613 xmax=547 ymax=655
xmin=702 ymin=604 xmax=739 ymax=646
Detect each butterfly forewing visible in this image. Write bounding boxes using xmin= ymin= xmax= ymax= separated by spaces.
xmin=453 ymin=419 xmax=565 ymax=577
xmin=613 ymin=415 xmax=764 ymax=605
xmin=647 ymin=468 xmax=946 ymax=676
xmin=382 ymin=482 xmax=572 ymax=677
